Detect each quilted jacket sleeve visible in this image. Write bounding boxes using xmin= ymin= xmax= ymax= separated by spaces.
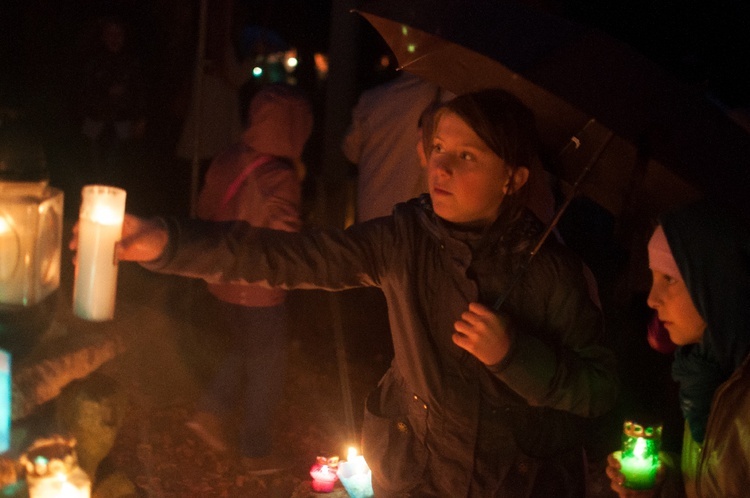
xmin=141 ymin=216 xmax=394 ymax=292
xmin=488 ymin=245 xmax=620 ymax=418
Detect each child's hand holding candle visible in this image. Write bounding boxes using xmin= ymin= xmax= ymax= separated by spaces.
xmin=606 ymin=420 xmax=664 ymax=495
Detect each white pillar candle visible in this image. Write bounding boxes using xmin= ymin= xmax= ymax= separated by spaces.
xmin=72 ymin=185 xmax=126 ymax=321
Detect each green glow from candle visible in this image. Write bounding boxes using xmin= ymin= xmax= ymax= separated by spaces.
xmin=634 ymin=437 xmax=647 ymax=458
xmin=620 ymin=421 xmax=661 ymax=490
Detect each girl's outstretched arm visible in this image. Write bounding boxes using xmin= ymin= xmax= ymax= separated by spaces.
xmin=69 ymin=213 xmax=169 ymax=263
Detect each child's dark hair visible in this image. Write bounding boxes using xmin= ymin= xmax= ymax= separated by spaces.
xmin=432 ymin=89 xmax=540 ymax=219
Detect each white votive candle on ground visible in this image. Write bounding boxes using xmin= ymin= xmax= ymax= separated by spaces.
xmin=338 ymin=448 xmax=374 ymax=498
xmin=73 ymin=185 xmax=126 ymax=321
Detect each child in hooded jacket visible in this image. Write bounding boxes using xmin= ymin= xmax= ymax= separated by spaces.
xmin=185 ymin=83 xmax=313 ymax=472
xmin=606 ymin=200 xmax=750 ymax=497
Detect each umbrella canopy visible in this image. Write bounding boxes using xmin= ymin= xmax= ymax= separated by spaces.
xmin=355 ymin=0 xmax=750 ymax=221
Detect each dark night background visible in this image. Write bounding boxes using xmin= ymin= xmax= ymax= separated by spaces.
xmin=2 ymin=0 xmax=749 ymax=165
xmin=1 ymin=1 xmax=748 ymax=217
xmin=2 ymin=1 xmax=749 ymax=104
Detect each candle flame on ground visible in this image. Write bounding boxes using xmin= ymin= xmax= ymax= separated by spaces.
xmin=347 ymin=446 xmax=358 ymax=461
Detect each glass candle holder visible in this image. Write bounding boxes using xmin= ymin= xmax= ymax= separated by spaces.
xmin=620 ymin=420 xmax=662 ymax=489
xmin=310 ymin=456 xmax=339 ymax=493
xmin=20 ymin=435 xmax=91 ymax=498
xmin=72 ymin=185 xmax=126 ymax=321
xmin=337 ymin=447 xmax=374 ymax=498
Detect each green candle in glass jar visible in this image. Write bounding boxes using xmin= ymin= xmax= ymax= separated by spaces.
xmin=619 ymin=420 xmax=662 ymax=489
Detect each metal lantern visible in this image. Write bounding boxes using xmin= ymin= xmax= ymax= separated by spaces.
xmin=0 ymin=180 xmax=63 ymax=307
xmin=620 ymin=420 xmax=662 ymax=489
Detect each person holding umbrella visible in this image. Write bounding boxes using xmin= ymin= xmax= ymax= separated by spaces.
xmin=72 ymin=89 xmax=618 ymax=496
xmin=606 ymin=200 xmax=750 ymax=497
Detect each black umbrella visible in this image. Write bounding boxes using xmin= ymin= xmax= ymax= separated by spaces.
xmin=354 ymin=0 xmax=750 ymax=222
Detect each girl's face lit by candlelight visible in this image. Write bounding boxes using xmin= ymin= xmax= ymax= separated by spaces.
xmin=427 ymin=112 xmax=528 ymax=227
xmin=647 ymin=269 xmax=706 ymax=346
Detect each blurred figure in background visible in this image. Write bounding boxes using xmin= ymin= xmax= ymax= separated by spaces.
xmin=78 ymin=16 xmax=146 ymax=186
xmin=175 ymin=0 xmax=258 ymax=197
xmin=185 ymin=83 xmax=313 ymax=474
xmin=342 ymin=71 xmax=450 ymax=223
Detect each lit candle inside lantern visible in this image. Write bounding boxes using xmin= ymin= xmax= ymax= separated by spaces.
xmin=310 ymin=456 xmax=339 ymax=493
xmin=337 ymin=447 xmax=374 ymax=498
xmin=0 ymin=216 xmax=19 ymax=283
xmin=619 ymin=420 xmax=662 ymax=490
xmin=72 ymin=185 xmax=126 ymax=321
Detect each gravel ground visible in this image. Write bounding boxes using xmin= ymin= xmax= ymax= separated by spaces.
xmin=100 ymin=268 xmax=390 ymax=497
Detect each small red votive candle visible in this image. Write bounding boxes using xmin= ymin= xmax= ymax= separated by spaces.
xmin=310 ymin=463 xmax=338 ymax=492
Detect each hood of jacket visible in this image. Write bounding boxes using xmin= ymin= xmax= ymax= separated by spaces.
xmin=666 ymin=200 xmax=750 ymax=443
xmin=241 ymin=84 xmax=313 ymax=161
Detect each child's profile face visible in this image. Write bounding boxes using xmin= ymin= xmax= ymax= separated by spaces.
xmin=427 ymin=112 xmax=523 ymax=226
xmin=647 ymin=269 xmax=706 ymax=345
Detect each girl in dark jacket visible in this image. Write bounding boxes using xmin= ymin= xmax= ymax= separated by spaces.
xmin=74 ymin=89 xmax=619 ymax=497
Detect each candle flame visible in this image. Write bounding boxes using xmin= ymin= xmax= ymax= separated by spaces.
xmin=634 ymin=437 xmax=648 ymax=458
xmin=347 ymin=446 xmax=358 ymax=461
xmin=90 ymin=205 xmax=123 ymax=225
xmin=0 ymin=216 xmax=10 ymax=234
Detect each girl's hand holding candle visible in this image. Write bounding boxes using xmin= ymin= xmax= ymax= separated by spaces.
xmin=606 ymin=420 xmax=665 ymax=497
xmin=607 ymin=451 xmax=663 ymax=497
xmin=71 ymin=214 xmax=169 ymax=264
xmin=115 ymin=214 xmax=169 ymax=262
